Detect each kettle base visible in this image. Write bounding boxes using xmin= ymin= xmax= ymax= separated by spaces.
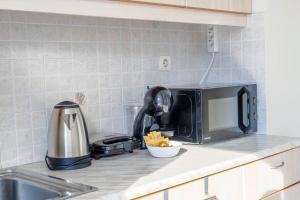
xmin=45 ymin=154 xmax=92 ymax=170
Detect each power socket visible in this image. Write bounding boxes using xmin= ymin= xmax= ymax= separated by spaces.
xmin=159 ymin=56 xmax=171 ymax=71
xmin=207 ymin=25 xmax=219 ymax=53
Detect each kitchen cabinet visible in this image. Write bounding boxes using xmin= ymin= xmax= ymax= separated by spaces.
xmin=125 ymin=0 xmax=186 ymax=7
xmin=134 ymin=147 xmax=300 ymax=200
xmin=186 ymin=0 xmax=252 ymax=13
xmin=208 ymin=167 xmax=244 ymax=200
xmin=122 ymin=0 xmax=252 ymax=13
xmin=135 ymin=191 xmax=164 ymax=200
xmin=244 ymin=150 xmax=297 ymax=200
xmin=262 ymin=182 xmax=300 ymax=200
xmin=135 ymin=179 xmax=206 ymax=200
xmin=0 ymin=0 xmax=249 ymax=26
xmin=290 ymin=147 xmax=300 ymax=182
xmin=167 ymin=179 xmax=206 ymax=200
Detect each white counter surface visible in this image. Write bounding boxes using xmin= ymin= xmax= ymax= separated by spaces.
xmin=19 ymin=134 xmax=300 ymax=200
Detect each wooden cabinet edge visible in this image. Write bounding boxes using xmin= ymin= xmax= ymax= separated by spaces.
xmin=114 ymin=0 xmax=252 ymax=14
xmin=134 ymin=191 xmax=165 ymax=200
xmin=113 ymin=0 xmax=186 ymax=8
xmin=185 ymin=5 xmax=252 ymax=14
xmin=132 ymin=178 xmax=206 ymax=200
xmin=133 ymin=191 xmax=164 ymax=200
xmin=0 ymin=0 xmax=248 ymax=26
xmin=260 ymin=181 xmax=300 ymax=200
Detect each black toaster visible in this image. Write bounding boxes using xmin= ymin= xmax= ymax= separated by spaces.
xmin=91 ymin=135 xmax=139 ymax=159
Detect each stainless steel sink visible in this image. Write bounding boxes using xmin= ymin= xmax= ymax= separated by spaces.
xmin=0 ymin=168 xmax=97 ymax=200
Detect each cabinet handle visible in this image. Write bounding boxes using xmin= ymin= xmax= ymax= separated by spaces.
xmin=203 ymin=196 xmax=218 ymax=200
xmin=271 ymin=161 xmax=285 ymax=169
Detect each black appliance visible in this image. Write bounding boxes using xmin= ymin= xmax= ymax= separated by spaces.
xmin=91 ymin=135 xmax=138 ymax=159
xmin=159 ymin=83 xmax=257 ymax=144
xmin=133 ymin=86 xmax=172 ymax=149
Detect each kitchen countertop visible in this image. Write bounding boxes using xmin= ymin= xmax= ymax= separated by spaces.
xmin=19 ymin=134 xmax=300 ymax=200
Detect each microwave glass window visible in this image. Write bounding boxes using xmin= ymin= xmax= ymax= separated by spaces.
xmin=208 ymin=97 xmax=238 ymax=132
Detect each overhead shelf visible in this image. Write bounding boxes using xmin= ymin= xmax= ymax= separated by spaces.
xmin=0 ymin=0 xmax=250 ymax=26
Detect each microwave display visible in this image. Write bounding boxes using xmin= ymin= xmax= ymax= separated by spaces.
xmin=161 ymin=83 xmax=257 ymax=144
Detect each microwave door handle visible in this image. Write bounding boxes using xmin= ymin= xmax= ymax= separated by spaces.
xmin=238 ymin=87 xmax=251 ymax=132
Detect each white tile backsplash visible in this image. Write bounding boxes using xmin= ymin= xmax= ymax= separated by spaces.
xmin=0 ymin=10 xmax=265 ymax=168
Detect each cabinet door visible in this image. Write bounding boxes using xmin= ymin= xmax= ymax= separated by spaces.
xmin=244 ymin=151 xmax=296 ymax=200
xmin=186 ymin=0 xmax=252 ymax=13
xmin=168 ymin=178 xmax=206 ymax=200
xmin=208 ymin=167 xmax=244 ymax=200
xmin=263 ymin=182 xmax=300 ymax=200
xmin=135 ymin=191 xmax=164 ymax=200
xmin=186 ymin=0 xmax=225 ymax=10
xmin=127 ymin=0 xmax=186 ymax=7
xmin=228 ymin=0 xmax=252 ymax=13
xmin=291 ymin=147 xmax=300 ymax=182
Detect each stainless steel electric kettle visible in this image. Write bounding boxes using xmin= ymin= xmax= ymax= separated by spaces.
xmin=46 ymin=101 xmax=91 ymax=170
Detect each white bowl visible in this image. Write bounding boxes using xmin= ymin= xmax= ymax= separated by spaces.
xmin=146 ymin=141 xmax=182 ymax=158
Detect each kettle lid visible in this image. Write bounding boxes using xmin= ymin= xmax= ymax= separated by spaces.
xmin=54 ymin=101 xmax=79 ymax=109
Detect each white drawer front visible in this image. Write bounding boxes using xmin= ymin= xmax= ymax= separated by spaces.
xmin=263 ymin=182 xmax=300 ymax=200
xmin=290 ymin=147 xmax=300 ymax=183
xmin=168 ymin=179 xmax=206 ymax=200
xmin=136 ymin=192 xmax=164 ymax=200
xmin=208 ymin=167 xmax=244 ymax=200
xmin=244 ymin=150 xmax=296 ymax=200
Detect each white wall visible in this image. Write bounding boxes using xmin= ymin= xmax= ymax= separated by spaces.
xmin=0 ymin=10 xmax=266 ymax=168
xmin=0 ymin=10 xmax=210 ymax=167
xmin=265 ymin=0 xmax=300 ymax=136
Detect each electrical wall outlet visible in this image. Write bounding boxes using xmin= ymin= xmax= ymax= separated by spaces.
xmin=207 ymin=25 xmax=219 ymax=53
xmin=159 ymin=56 xmax=171 ymax=71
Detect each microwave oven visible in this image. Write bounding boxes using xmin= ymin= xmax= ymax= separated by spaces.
xmin=159 ymin=83 xmax=257 ymax=144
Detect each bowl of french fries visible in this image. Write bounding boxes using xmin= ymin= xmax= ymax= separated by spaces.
xmin=144 ymin=131 xmax=182 ymax=158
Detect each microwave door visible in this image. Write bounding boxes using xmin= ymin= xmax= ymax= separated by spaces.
xmin=202 ymin=87 xmax=245 ymax=143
